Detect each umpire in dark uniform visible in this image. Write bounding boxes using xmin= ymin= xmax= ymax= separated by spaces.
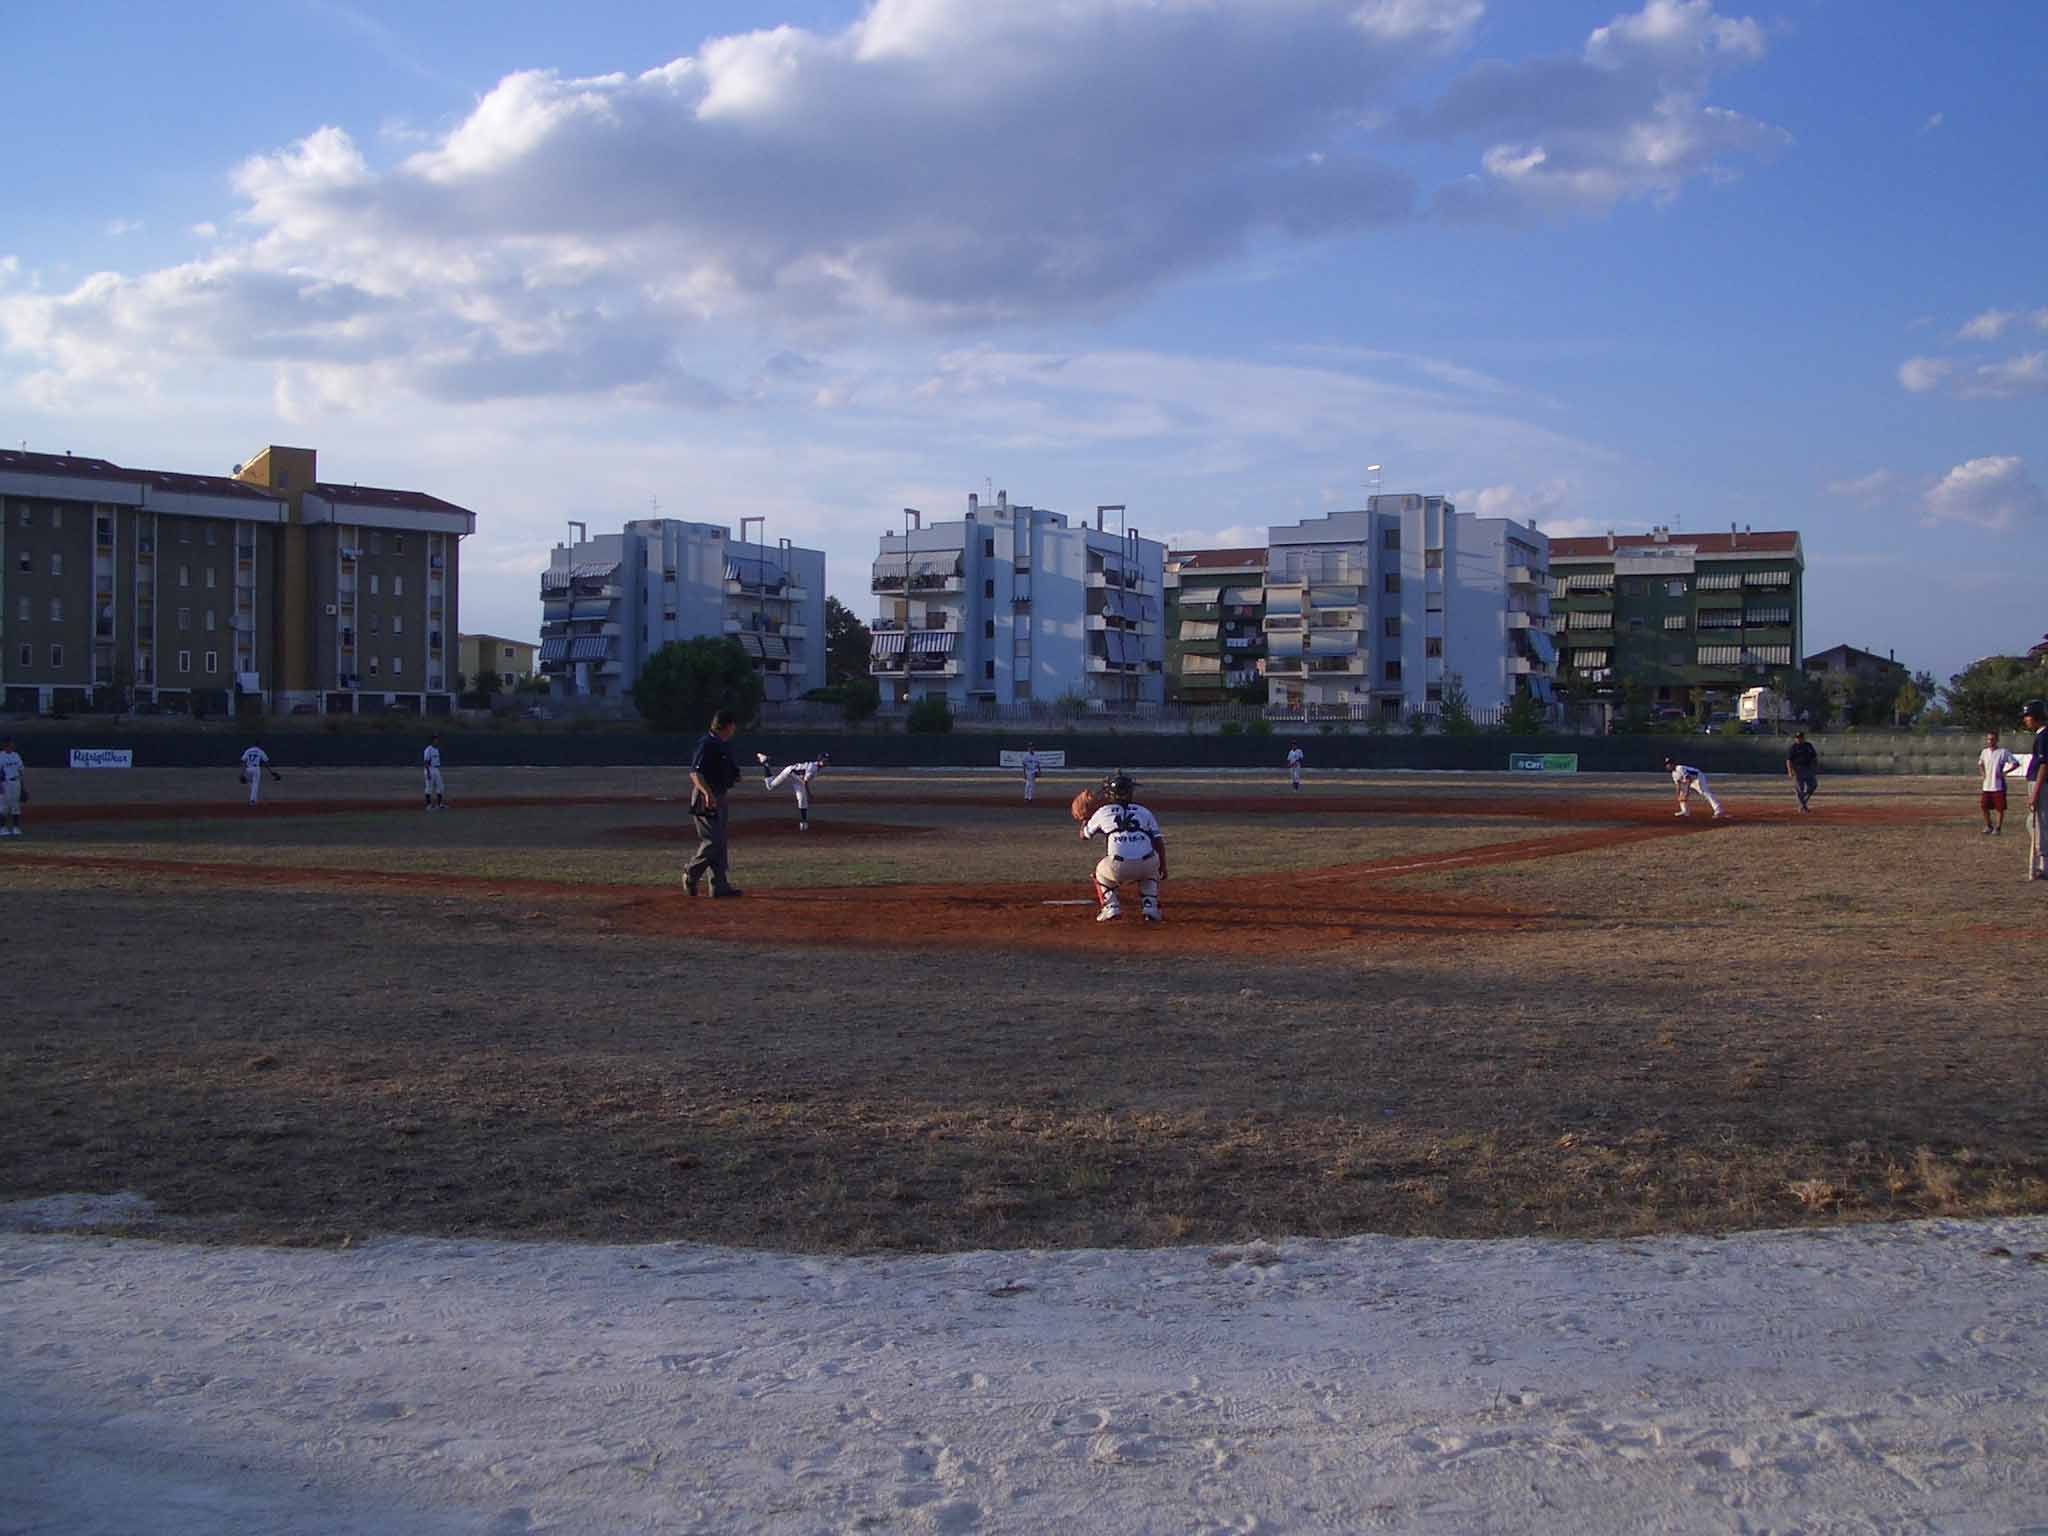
xmin=685 ymin=708 xmax=744 ymax=897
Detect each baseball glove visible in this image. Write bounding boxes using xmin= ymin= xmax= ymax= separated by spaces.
xmin=271 ymin=771 xmax=283 ymax=782
xmin=1070 ymin=787 xmax=1106 ymax=824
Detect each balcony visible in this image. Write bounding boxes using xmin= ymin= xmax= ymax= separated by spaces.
xmin=1507 ymin=564 xmax=1543 ymax=588
xmin=1266 ymin=657 xmax=1304 ymax=674
xmin=1506 ymin=611 xmax=1537 ymax=630
xmin=1262 ymin=614 xmax=1303 ymax=632
xmin=1307 ymin=656 xmax=1365 ymax=675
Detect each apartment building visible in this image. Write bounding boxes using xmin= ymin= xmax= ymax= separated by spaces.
xmin=1548 ymin=527 xmax=1803 ymax=709
xmin=1164 ymin=548 xmax=1267 ymax=704
xmin=0 ymin=446 xmax=476 ymax=715
xmin=1264 ymin=494 xmax=1553 ymax=719
xmin=459 ymin=633 xmax=538 ymax=691
xmin=868 ymin=492 xmax=1165 ymax=712
xmin=539 ymin=519 xmax=825 ymax=703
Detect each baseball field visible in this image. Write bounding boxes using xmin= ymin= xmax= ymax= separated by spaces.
xmin=3 ymin=763 xmax=2039 ymax=1252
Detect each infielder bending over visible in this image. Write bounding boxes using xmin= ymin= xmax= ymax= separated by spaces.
xmin=240 ymin=743 xmax=280 ymax=805
xmin=757 ymin=751 xmax=828 ymax=831
xmin=0 ymin=736 xmax=25 ymax=837
xmin=1021 ymin=746 xmax=1041 ymax=802
xmin=1286 ymin=744 xmax=1305 ymax=791
xmin=1664 ymin=756 xmax=1726 ymax=818
xmin=1080 ymin=771 xmax=1167 ymax=923
xmin=423 ymin=735 xmax=447 ymax=811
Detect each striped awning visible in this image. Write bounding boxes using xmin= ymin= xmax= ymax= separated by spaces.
xmin=761 ymin=634 xmax=790 ymax=660
xmin=736 ymin=632 xmax=766 ymax=657
xmin=871 ymin=631 xmax=907 ymax=656
xmin=909 ymin=631 xmax=956 ymax=655
xmin=538 ymin=636 xmax=570 ymax=662
xmin=568 ymin=636 xmax=610 ymax=662
xmin=569 ymin=561 xmax=618 ymax=580
xmin=540 ymin=571 xmax=570 ymax=593
xmin=571 ymin=600 xmax=610 ymax=620
xmin=725 ymin=557 xmax=786 ymax=586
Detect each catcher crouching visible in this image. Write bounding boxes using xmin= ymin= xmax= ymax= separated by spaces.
xmin=1075 ymin=771 xmax=1167 ymax=923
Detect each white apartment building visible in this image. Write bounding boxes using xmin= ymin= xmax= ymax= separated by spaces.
xmin=1265 ymin=493 xmax=1553 ymax=720
xmin=869 ymin=491 xmax=1165 ymax=711
xmin=540 ymin=519 xmax=826 ymax=703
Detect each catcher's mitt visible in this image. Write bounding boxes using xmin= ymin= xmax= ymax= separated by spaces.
xmin=1070 ymin=786 xmax=1106 ymax=824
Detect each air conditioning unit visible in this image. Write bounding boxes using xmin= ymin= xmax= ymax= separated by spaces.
xmin=324 ymin=604 xmax=339 ymax=616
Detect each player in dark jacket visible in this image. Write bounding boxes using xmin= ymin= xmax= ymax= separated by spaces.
xmin=1785 ymin=732 xmax=1819 ymax=813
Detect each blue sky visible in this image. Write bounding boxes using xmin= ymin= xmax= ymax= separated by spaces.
xmin=3 ymin=0 xmax=2042 ymax=683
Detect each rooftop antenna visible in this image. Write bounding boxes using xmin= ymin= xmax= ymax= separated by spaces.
xmin=650 ymin=494 xmax=660 ymax=517
xmin=739 ymin=515 xmax=764 ymax=549
xmin=567 ymin=520 xmax=587 ymax=545
xmin=1366 ymin=463 xmax=1383 ymax=497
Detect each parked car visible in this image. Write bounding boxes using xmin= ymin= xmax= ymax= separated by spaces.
xmin=1652 ymin=706 xmax=1688 ymax=723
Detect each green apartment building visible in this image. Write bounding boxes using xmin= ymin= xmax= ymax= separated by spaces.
xmin=1548 ymin=527 xmax=1804 ymax=711
xmin=1164 ymin=548 xmax=1267 ymax=704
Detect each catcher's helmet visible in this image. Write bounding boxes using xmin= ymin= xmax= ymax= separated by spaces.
xmin=1104 ymin=771 xmax=1136 ymax=803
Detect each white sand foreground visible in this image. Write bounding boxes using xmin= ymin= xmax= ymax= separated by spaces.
xmin=5 ymin=1206 xmax=2048 ymax=1535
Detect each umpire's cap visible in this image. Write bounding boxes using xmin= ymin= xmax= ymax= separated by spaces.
xmin=2025 ymin=700 xmax=2048 ymax=722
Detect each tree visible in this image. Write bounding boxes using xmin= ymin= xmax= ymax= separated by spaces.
xmin=841 ymin=676 xmax=880 ymax=724
xmin=906 ymin=695 xmax=954 ymax=734
xmin=1891 ymin=678 xmax=1924 ymax=728
xmin=1438 ymin=672 xmax=1477 ymax=734
xmin=1777 ymin=667 xmax=1830 ymax=729
xmin=1944 ymin=655 xmax=2048 ymax=732
xmin=631 ymin=637 xmax=764 ymax=733
xmin=474 ymin=667 xmax=501 ymax=701
xmin=1501 ymin=688 xmax=1547 ymax=736
xmin=825 ymin=598 xmax=872 ymax=686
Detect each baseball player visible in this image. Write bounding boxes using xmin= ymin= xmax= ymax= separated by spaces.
xmin=1664 ymin=756 xmax=1727 ymax=818
xmin=422 ymin=735 xmax=447 ymax=811
xmin=1080 ymin=771 xmax=1167 ymax=923
xmin=757 ymin=751 xmax=828 ymax=830
xmin=0 ymin=736 xmax=25 ymax=837
xmin=1978 ymin=730 xmax=2020 ymax=835
xmin=1021 ymin=746 xmax=1041 ymax=802
xmin=240 ymin=743 xmax=280 ymax=805
xmin=1286 ymin=744 xmax=1305 ymax=791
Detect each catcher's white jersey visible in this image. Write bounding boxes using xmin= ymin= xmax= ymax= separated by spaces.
xmin=0 ymin=751 xmax=22 ymax=785
xmin=241 ymin=747 xmax=269 ymax=774
xmin=1083 ymin=801 xmax=1162 ymax=863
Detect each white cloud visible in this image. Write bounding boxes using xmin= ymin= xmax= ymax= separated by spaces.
xmin=1416 ymin=0 xmax=1786 ymax=219
xmin=189 ymin=222 xmax=219 ymax=241
xmin=1921 ymin=111 xmax=1944 ymax=134
xmin=104 ymin=219 xmax=143 ymax=238
xmin=1898 ymin=356 xmax=1952 ymax=393
xmin=0 ymin=1 xmax=1797 ymax=412
xmin=1959 ymin=308 xmax=2017 ymax=341
xmin=1452 ymin=480 xmax=1574 ymax=524
xmin=1924 ymin=456 xmax=2047 ymax=532
xmin=1156 ymin=524 xmax=1267 ymax=551
xmin=1826 ymin=468 xmax=1898 ymax=502
xmin=1958 ymin=352 xmax=2048 ymax=399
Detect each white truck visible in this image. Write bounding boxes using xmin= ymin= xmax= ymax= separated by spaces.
xmin=1738 ymin=687 xmax=1792 ymax=728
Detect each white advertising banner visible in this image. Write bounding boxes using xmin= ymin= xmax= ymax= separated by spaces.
xmin=68 ymin=749 xmax=134 ymax=769
xmin=999 ymin=749 xmax=1067 ymax=769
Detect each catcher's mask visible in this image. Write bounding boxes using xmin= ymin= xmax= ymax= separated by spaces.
xmin=1104 ymin=772 xmax=1136 ymax=803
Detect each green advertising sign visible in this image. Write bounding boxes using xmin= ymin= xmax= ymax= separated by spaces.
xmin=1509 ymin=753 xmax=1579 ymax=774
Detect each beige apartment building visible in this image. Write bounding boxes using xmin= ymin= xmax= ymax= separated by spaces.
xmin=459 ymin=633 xmax=537 ymax=691
xmin=0 ymin=445 xmax=475 ymax=715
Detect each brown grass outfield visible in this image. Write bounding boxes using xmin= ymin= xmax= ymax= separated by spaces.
xmin=4 ymin=769 xmax=2044 ymax=1251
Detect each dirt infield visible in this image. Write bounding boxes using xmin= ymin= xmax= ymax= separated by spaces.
xmin=604 ymin=818 xmax=934 ymax=843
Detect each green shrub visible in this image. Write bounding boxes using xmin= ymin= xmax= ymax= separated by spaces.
xmin=906 ymin=696 xmax=954 ymax=734
xmin=1247 ymin=717 xmax=1274 ymax=737
xmin=1219 ymin=719 xmax=1244 ymax=737
xmin=841 ymin=676 xmax=881 ymax=725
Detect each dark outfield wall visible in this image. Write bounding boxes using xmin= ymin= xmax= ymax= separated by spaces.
xmin=9 ymin=728 xmax=1973 ymax=775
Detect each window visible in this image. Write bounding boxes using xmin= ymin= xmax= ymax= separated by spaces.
xmin=48 ymin=644 xmax=63 ymax=669
xmin=1424 ymin=548 xmax=1442 ymax=569
xmin=1382 ymin=528 xmax=1400 ymax=550
xmin=178 ymin=524 xmax=191 ymax=544
xmin=1383 ymin=572 xmax=1401 ymax=594
xmin=370 ymin=615 xmax=381 ymax=634
xmin=50 ymin=506 xmax=62 ymax=529
xmin=1665 ymin=579 xmax=1688 ymax=597
xmin=49 ymin=552 xmax=62 ymax=577
xmin=177 ymin=649 xmax=191 ymax=674
xmin=393 ymin=576 xmax=403 ymax=597
xmin=370 ymin=532 xmax=383 ymax=554
xmin=394 ymin=536 xmax=405 ymax=554
xmin=983 ymin=537 xmax=995 ymax=559
xmin=177 ymin=607 xmax=190 ymax=631
xmin=370 ymin=574 xmax=380 ymax=596
xmin=984 ymin=659 xmax=995 ymax=680
xmin=204 ymin=525 xmax=217 ymax=546
xmin=1425 ymin=637 xmax=1443 ymax=658
xmin=1628 ymin=617 xmax=1645 ymax=632
xmin=204 ymin=650 xmax=218 ymax=675
xmin=48 ymin=598 xmax=62 ymax=623
xmin=14 ymin=551 xmax=27 ymax=573
xmin=1383 ymin=617 xmax=1400 ymax=638
xmin=204 ymin=609 xmax=216 ymax=631
xmin=206 ymin=567 xmax=217 ymax=589
xmin=14 ymin=506 xmax=26 ymax=527
xmin=369 ymin=656 xmax=380 ymax=676
xmin=984 ymin=619 xmax=996 ymax=640
xmin=501 ymin=645 xmax=515 ymax=659
xmin=13 ymin=596 xmax=24 ymax=622
xmin=15 ymin=644 xmax=28 ymax=669
xmin=984 ymin=578 xmax=995 ymax=598
xmin=1622 ymin=578 xmax=1645 ymax=596
xmin=393 ymin=615 xmax=403 ymax=635
xmin=502 ymin=673 xmax=516 ymax=688
xmin=1426 ymin=684 xmax=1442 ymax=702
xmin=391 ymin=656 xmax=403 ymax=677
xmin=1384 ymin=660 xmax=1402 ymax=682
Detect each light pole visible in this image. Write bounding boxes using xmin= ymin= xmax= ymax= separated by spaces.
xmin=901 ymin=508 xmax=921 ymax=710
xmin=1366 ymin=464 xmax=1383 ymax=498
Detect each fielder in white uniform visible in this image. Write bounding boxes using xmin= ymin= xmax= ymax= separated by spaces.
xmin=240 ymin=745 xmax=274 ymax=804
xmin=1021 ymin=747 xmax=1041 ymax=802
xmin=1665 ymin=757 xmax=1727 ymax=818
xmin=1080 ymin=772 xmax=1167 ymax=923
xmin=1286 ymin=745 xmax=1305 ymax=791
xmin=0 ymin=737 xmax=25 ymax=837
xmin=422 ymin=736 xmax=447 ymax=811
xmin=757 ymin=752 xmax=828 ymax=830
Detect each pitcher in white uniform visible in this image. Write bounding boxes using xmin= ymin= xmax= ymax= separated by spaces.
xmin=240 ymin=744 xmax=271 ymax=805
xmin=422 ymin=736 xmax=447 ymax=811
xmin=757 ymin=752 xmax=828 ymax=831
xmin=1080 ymin=771 xmax=1168 ymax=923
